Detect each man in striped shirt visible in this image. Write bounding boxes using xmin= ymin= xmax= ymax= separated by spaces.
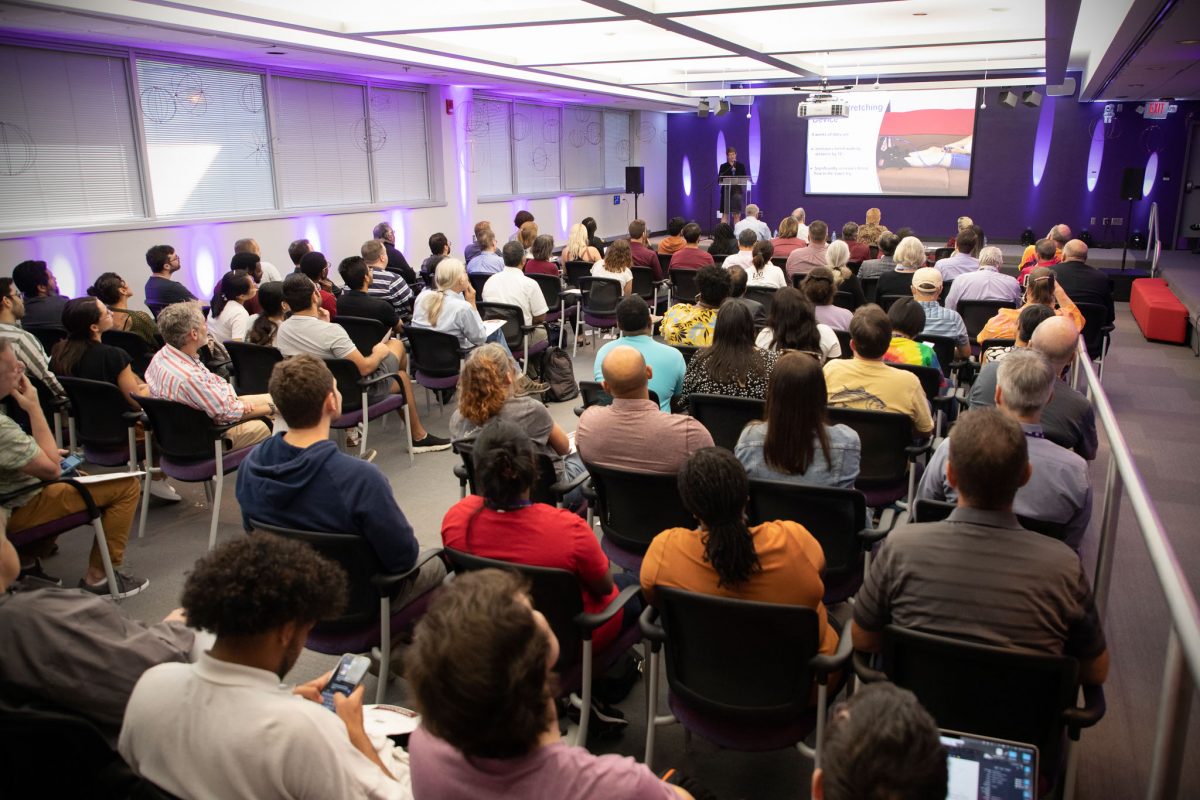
xmin=361 ymin=239 xmax=414 ymax=324
xmin=0 ymin=277 xmax=65 ymax=400
xmin=146 ymin=302 xmax=274 ymax=451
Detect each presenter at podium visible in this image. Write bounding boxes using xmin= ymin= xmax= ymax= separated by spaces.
xmin=718 ymin=147 xmax=748 ymax=225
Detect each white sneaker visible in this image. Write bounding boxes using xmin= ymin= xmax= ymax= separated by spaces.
xmin=149 ymin=480 xmax=182 ymax=502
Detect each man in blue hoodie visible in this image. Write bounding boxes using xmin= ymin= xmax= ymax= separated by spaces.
xmin=236 ymin=354 xmax=446 ymax=601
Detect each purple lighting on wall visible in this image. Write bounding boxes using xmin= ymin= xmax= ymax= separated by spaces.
xmin=681 ymin=155 xmax=692 ymax=197
xmin=715 ymin=130 xmax=727 ymax=174
xmin=748 ymin=110 xmax=762 ymax=185
xmin=38 ymin=234 xmax=81 ymax=298
xmin=189 ymin=225 xmax=218 ymax=296
xmin=1086 ymin=122 xmax=1105 ymax=192
xmin=1143 ymin=151 xmax=1159 ymax=196
xmin=302 ymin=217 xmax=324 ymax=253
xmin=558 ymin=196 xmax=570 ymax=236
xmin=389 ymin=210 xmax=407 ymax=253
xmin=1031 ymin=101 xmax=1055 ymax=187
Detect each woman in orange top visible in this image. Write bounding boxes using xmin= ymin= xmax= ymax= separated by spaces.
xmin=639 ymin=447 xmax=838 ymax=658
xmin=976 ymin=267 xmax=1084 ymax=344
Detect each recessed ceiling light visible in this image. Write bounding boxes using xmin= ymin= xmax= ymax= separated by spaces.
xmin=1146 ymin=65 xmax=1166 ymax=71
xmin=1130 ymin=83 xmax=1144 ymax=88
xmin=1178 ymin=39 xmax=1200 ymax=45
xmin=265 ymin=49 xmax=286 ymax=55
xmin=912 ymin=12 xmax=928 ymax=16
xmin=988 ymin=7 xmax=1008 ymax=10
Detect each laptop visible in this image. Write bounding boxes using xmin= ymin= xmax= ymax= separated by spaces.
xmin=940 ymin=729 xmax=1038 ymax=800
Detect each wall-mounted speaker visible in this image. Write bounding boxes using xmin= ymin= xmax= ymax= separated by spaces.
xmin=625 ymin=166 xmax=645 ymax=195
xmin=1121 ymin=167 xmax=1145 ymax=201
xmin=1021 ymin=90 xmax=1042 ymax=108
xmin=999 ymin=90 xmax=1018 ymax=108
xmin=697 ymin=100 xmax=710 ymax=118
xmin=716 ymin=99 xmax=730 ymax=116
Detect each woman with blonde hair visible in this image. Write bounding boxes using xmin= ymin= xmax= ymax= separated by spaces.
xmin=976 ymin=266 xmax=1084 ymax=343
xmin=412 ymin=258 xmax=510 ymax=355
xmin=518 ymin=221 xmax=538 ymax=256
xmin=561 ymin=223 xmax=601 ymax=263
xmin=856 ymin=207 xmax=890 ymax=245
xmin=770 ymin=215 xmax=806 ymax=258
xmin=590 ymin=237 xmax=634 ymax=296
xmin=824 ymin=240 xmax=867 ymax=310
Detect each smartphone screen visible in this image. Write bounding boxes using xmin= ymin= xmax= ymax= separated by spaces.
xmin=380 ymin=328 xmax=394 ymax=344
xmin=60 ymin=454 xmax=83 ymax=475
xmin=321 ymin=654 xmax=371 ymax=711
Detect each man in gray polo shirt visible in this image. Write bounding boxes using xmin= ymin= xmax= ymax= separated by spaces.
xmin=918 ymin=349 xmax=1092 ymax=549
xmin=853 ymin=407 xmax=1108 ymax=686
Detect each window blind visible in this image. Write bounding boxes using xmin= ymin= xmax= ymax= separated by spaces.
xmin=467 ymin=99 xmax=513 ymax=198
xmin=369 ymin=87 xmax=431 ymax=203
xmin=603 ymin=110 xmax=632 ymax=190
xmin=563 ymin=107 xmax=603 ymax=190
xmin=0 ymin=45 xmax=143 ymax=231
xmin=514 ymin=103 xmax=561 ymax=195
xmin=136 ymin=59 xmax=274 ymax=217
xmin=271 ymin=76 xmax=371 ymax=208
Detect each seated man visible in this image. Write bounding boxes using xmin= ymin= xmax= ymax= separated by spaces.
xmin=420 ymin=232 xmax=451 ymax=286
xmin=627 ymin=219 xmax=661 ymax=277
xmin=857 ymin=232 xmax=899 ymax=283
xmin=785 ymin=220 xmax=830 ymax=279
xmin=733 ymin=203 xmax=771 ymax=242
xmin=361 ymin=239 xmax=415 ymax=323
xmin=463 ymin=220 xmax=491 ymax=264
xmin=969 ymin=315 xmax=1097 ymax=459
xmin=909 ymin=268 xmax=970 ymax=359
xmin=919 ymin=350 xmax=1092 ymax=548
xmin=298 ymin=251 xmax=339 ymax=319
xmin=372 ymin=221 xmax=417 ymax=286
xmin=667 ymin=222 xmax=715 ymax=270
xmin=839 ymin=221 xmax=871 ymax=263
xmin=465 ymin=229 xmax=504 ymax=276
xmin=933 ymin=227 xmax=979 ymax=281
xmin=0 ymin=526 xmax=201 ymax=744
xmin=1018 ymin=238 xmax=1061 ymax=284
xmin=337 ymin=256 xmax=400 ymax=332
xmin=237 ymin=355 xmax=445 ymax=591
xmin=12 ymin=260 xmax=68 ymax=330
xmin=274 ymin=274 xmax=449 ymax=453
xmin=823 ymin=305 xmax=933 ymax=437
xmin=1018 ymin=224 xmax=1069 ymax=272
xmin=287 ymin=238 xmax=313 ymax=272
xmin=578 ymin=345 xmax=712 ymax=473
xmin=0 ymin=277 xmax=65 ymax=399
xmin=0 ymin=340 xmax=144 ymax=596
xmin=233 ymin=238 xmax=283 ymax=283
xmin=853 ymin=408 xmax=1109 ymax=685
xmin=1051 ymin=239 xmax=1115 ymax=327
xmin=144 ymin=244 xmax=196 ymax=308
xmin=593 ymin=297 xmax=685 ymax=412
xmin=406 ymin=569 xmax=691 ymax=800
xmin=481 ymin=241 xmax=549 ymax=349
xmin=145 ymin=301 xmax=273 ymax=451
xmin=945 ymin=245 xmax=1022 ymax=311
xmin=657 ymin=216 xmax=687 ymax=256
xmin=660 ymin=264 xmax=730 ymax=347
xmin=722 ymin=228 xmax=757 ymax=271
xmin=119 ymin=534 xmax=413 ymax=798
xmin=814 ymin=683 xmax=946 ymax=800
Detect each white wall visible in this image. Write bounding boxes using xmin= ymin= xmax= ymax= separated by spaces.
xmin=0 ymin=86 xmax=667 ymax=310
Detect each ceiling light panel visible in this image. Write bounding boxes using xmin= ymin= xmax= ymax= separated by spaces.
xmin=372 ymin=19 xmax=730 ymax=66
xmin=541 ymin=56 xmax=791 ymax=85
xmin=776 ymin=41 xmax=1044 ymax=75
xmin=648 ymin=0 xmax=850 ymax=11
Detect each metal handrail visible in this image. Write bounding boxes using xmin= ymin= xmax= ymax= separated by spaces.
xmin=1075 ymin=338 xmax=1199 ymax=798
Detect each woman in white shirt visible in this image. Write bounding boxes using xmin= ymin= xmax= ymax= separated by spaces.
xmin=412 ymin=258 xmax=512 ymax=356
xmin=208 ymin=269 xmax=256 ymax=344
xmin=589 ymin=238 xmax=634 ymax=296
xmin=745 ymin=240 xmax=787 ymax=289
xmin=754 ymin=287 xmax=841 ymax=363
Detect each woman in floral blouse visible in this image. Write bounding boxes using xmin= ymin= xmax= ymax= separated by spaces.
xmin=680 ymin=299 xmax=779 ymax=405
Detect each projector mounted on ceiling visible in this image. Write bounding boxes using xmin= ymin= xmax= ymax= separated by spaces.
xmin=794 ymin=77 xmax=852 ymax=119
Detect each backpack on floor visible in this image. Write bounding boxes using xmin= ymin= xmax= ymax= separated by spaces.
xmin=542 ymin=347 xmax=579 ymax=403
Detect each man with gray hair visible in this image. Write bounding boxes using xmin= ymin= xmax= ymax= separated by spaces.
xmin=944 ymin=244 xmax=1022 ymax=311
xmin=1018 ymin=223 xmax=1070 ymax=270
xmin=371 ymin=221 xmax=417 ymax=286
xmin=145 ymin=301 xmax=274 ymax=451
xmin=1052 ymin=239 xmax=1114 ymax=329
xmin=968 ymin=315 xmax=1098 ymax=459
xmin=919 ymin=349 xmax=1092 ymax=548
xmin=722 ymin=228 xmax=758 ymax=271
xmin=791 ymin=207 xmax=810 ymax=241
xmin=734 ymin=203 xmax=771 ymax=242
xmin=232 ymin=238 xmax=283 ymax=283
xmin=361 ymin=238 xmax=415 ymax=322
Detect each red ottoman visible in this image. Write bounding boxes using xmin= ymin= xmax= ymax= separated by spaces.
xmin=1130 ymin=278 xmax=1188 ymax=344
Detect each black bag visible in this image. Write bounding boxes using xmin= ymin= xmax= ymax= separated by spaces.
xmin=542 ymin=346 xmax=579 ymax=403
xmin=593 ymin=650 xmax=643 ymax=705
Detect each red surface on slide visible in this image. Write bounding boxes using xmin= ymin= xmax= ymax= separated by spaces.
xmin=878 ymin=108 xmax=975 ymax=136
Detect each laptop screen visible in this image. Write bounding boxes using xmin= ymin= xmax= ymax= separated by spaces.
xmin=940 ymin=729 xmax=1038 ymax=800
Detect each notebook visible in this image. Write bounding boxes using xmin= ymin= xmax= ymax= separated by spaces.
xmin=941 ymin=729 xmax=1037 ymax=800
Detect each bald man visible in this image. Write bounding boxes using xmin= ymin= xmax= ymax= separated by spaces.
xmin=1051 ymin=239 xmax=1114 ymax=328
xmin=968 ymin=316 xmax=1098 ymax=460
xmin=1019 ymin=223 xmax=1071 ymax=269
xmin=576 ymin=346 xmax=712 ymax=475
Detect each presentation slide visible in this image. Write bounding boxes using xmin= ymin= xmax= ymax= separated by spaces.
xmin=805 ymin=88 xmax=977 ymax=197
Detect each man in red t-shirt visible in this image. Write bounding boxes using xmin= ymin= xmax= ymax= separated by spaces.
xmin=668 ymin=223 xmax=715 ymax=270
xmin=628 ymin=219 xmax=662 ymax=278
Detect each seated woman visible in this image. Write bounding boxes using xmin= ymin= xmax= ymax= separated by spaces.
xmin=590 ymin=238 xmax=634 ymax=296
xmin=412 ymin=258 xmax=511 ymax=355
xmin=561 ymin=223 xmax=601 ymax=264
xmin=581 ymin=216 xmax=606 ymax=258
xmin=208 ymin=270 xmax=257 ymax=344
xmin=801 ymin=266 xmax=852 ymax=331
xmin=706 ymin=222 xmax=739 ymax=258
xmin=736 ymin=352 xmax=860 ymax=489
xmin=977 ymin=267 xmax=1084 ymax=344
xmin=245 ymin=281 xmax=285 ymax=346
xmin=745 ymin=240 xmax=787 ymax=289
xmin=770 ymin=215 xmax=807 ymax=258
xmin=755 ymin=287 xmax=840 ymax=363
xmin=450 ymin=344 xmax=584 ymax=502
xmin=518 ymin=220 xmax=539 ymax=259
xmin=661 ymin=264 xmax=731 ymax=347
xmin=523 ymin=234 xmax=560 ymax=276
xmin=639 ymin=448 xmax=839 ymax=660
xmin=87 ymin=272 xmax=159 ymax=347
xmin=680 ymin=300 xmax=779 ymax=405
xmin=441 ymin=419 xmax=638 ymax=655
xmin=825 ymin=240 xmax=867 ymax=308
xmin=883 ymin=297 xmax=944 ymax=385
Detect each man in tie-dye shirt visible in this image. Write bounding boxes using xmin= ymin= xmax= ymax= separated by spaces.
xmin=882 ymin=297 xmax=945 ymax=389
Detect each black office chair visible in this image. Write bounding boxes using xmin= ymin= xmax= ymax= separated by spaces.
xmin=102 ymin=329 xmax=157 ymax=377
xmin=575 ymin=277 xmax=622 ymax=349
xmin=914 ymin=333 xmax=960 ymax=381
xmin=958 ymin=299 xmax=1017 ymax=350
xmin=833 ymin=328 xmax=852 ymax=359
xmin=573 ymin=381 xmax=658 ymax=417
xmin=887 ymin=362 xmax=953 ymax=438
xmin=912 ymin=498 xmax=1068 ymax=541
xmin=770 ymin=256 xmax=788 ymax=268
xmin=877 ymin=294 xmax=905 ymax=313
xmin=335 ymin=315 xmax=388 ymax=357
xmin=668 ymin=267 xmax=699 ymax=305
xmin=670 ymin=343 xmax=700 ymax=365
xmin=2 ymin=373 xmax=70 ymax=450
xmin=223 ymin=341 xmax=284 ymax=396
xmin=529 ymin=272 xmax=576 ymax=349
xmin=744 ymin=285 xmax=777 ymax=315
xmin=1074 ymin=301 xmax=1114 ymax=380
xmin=854 ymin=625 xmax=1104 ymax=800
xmin=656 ymin=252 xmax=673 ymax=280
xmin=467 ymin=272 xmax=491 ymax=298
xmin=252 ymin=520 xmax=443 ymax=704
xmin=641 ymin=589 xmax=852 ymax=767
xmin=324 ymin=357 xmax=410 ymax=461
xmin=477 ymin=300 xmax=548 ymax=375
xmin=861 ymin=276 xmax=879 ymax=304
xmin=933 ymin=247 xmax=955 ymax=261
xmin=938 ymin=279 xmax=953 ymax=306
xmin=0 ymin=707 xmax=139 ymax=797
xmin=564 ymin=260 xmax=593 ymax=288
xmin=404 ymin=327 xmax=463 ymax=413
xmin=833 ymin=291 xmax=857 ymax=312
xmin=631 ymin=264 xmax=670 ymax=311
xmin=827 ymin=408 xmax=930 ymax=511
xmin=25 ymin=325 xmax=66 ymax=354
xmin=57 ymin=376 xmax=143 ymax=473
xmin=443 ymin=548 xmax=643 ymax=747
xmin=581 ymin=462 xmax=693 ymax=573
xmin=686 ymin=394 xmax=765 ymax=451
xmin=868 ymin=244 xmax=880 ymax=259
xmin=452 ymin=438 xmax=588 ymax=508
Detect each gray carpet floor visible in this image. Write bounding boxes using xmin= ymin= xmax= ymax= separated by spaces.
xmin=43 ymin=302 xmax=1200 ymax=799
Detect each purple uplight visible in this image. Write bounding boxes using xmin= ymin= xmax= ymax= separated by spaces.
xmin=682 ymin=155 xmax=692 ymax=197
xmin=188 ymin=225 xmax=218 ymax=296
xmin=715 ymin=130 xmax=727 ymax=173
xmin=389 ymin=210 xmax=407 ymax=253
xmin=748 ymin=109 xmax=762 ymax=185
xmin=38 ymin=234 xmax=81 ymax=298
xmin=302 ymin=217 xmax=324 ymax=253
xmin=1086 ymin=123 xmax=1104 ymax=192
xmin=1031 ymin=100 xmax=1055 ymax=187
xmin=1143 ymin=152 xmax=1159 ymax=197
xmin=558 ymin=196 xmax=570 ymax=236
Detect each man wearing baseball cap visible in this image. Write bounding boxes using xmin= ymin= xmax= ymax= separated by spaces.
xmin=910 ymin=267 xmax=970 ymax=359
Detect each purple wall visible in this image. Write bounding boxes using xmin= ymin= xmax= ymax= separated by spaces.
xmin=667 ymin=82 xmax=1198 ymax=249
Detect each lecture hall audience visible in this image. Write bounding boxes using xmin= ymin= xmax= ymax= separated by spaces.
xmin=733 ymin=203 xmax=771 ymax=242
xmin=372 ymin=221 xmax=417 ymax=285
xmin=482 ymin=241 xmax=551 ymax=348
xmin=589 ymin=238 xmax=635 ymax=296
xmin=361 ymin=239 xmax=416 ymax=321
xmin=421 ymin=232 xmax=452 ymax=286
xmin=88 ymin=272 xmax=160 ymax=347
xmin=722 ymin=228 xmax=758 ymax=271
xmin=337 ymin=256 xmax=401 ymax=333
xmin=944 ymin=245 xmax=1022 ymax=311
xmin=908 ymin=267 xmax=971 ymax=359
xmin=657 ymin=216 xmax=687 ymax=256
xmin=523 ymin=234 xmax=560 ymax=277
xmin=801 ymin=266 xmax=852 ymax=331
xmin=727 ymin=265 xmax=767 ymax=330
xmin=144 ymin=244 xmax=198 ymax=308
xmin=232 ymin=238 xmax=283 ymax=284
xmin=933 ymin=227 xmax=980 ymax=280
xmin=412 ymin=258 xmax=510 ymax=355
xmin=208 ymin=270 xmax=257 ymax=344
xmin=50 ymin=297 xmax=148 ymax=414
xmin=679 ymin=300 xmax=779 ymax=405
xmin=1052 ymin=239 xmax=1116 ymax=327
xmin=744 ymin=240 xmax=787 ymax=289
xmin=882 ymin=297 xmax=944 ymax=381
xmin=840 ymin=221 xmax=871 ymax=263
xmin=627 ymin=219 xmax=662 ymax=274
xmin=667 ymin=222 xmax=715 ymax=270
xmin=755 ymin=287 xmax=841 ymax=362
xmin=592 ymin=296 xmax=686 ymax=413
xmin=561 ymin=223 xmax=602 ymax=264
xmin=297 ymin=251 xmax=340 ymax=320
xmin=12 ymin=259 xmax=68 ymax=330
xmin=873 ymin=235 xmax=926 ymax=302
xmin=856 ymin=207 xmax=890 ymax=246
xmin=976 ymin=267 xmax=1084 ymax=344
xmin=706 ymin=222 xmax=739 ymax=258
xmin=0 ymin=276 xmax=66 ymax=399
xmin=857 ymin=231 xmax=899 ymax=283
xmin=246 ymin=281 xmax=286 ymax=347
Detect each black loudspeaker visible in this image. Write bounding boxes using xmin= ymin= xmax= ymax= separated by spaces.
xmin=1121 ymin=167 xmax=1145 ymax=200
xmin=625 ymin=166 xmax=645 ymax=195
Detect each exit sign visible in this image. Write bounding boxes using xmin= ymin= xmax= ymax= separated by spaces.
xmin=1144 ymin=101 xmax=1169 ymax=119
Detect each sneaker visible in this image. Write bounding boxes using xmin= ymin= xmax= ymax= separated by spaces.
xmin=411 ymin=433 xmax=452 ymax=454
xmin=360 ymin=449 xmax=378 ymax=463
xmin=564 ymin=696 xmax=628 ymax=740
xmin=18 ymin=559 xmax=62 ymax=587
xmin=516 ymin=374 xmax=550 ymax=395
xmin=149 ymin=480 xmax=182 ymax=503
xmin=79 ymin=570 xmax=149 ymax=599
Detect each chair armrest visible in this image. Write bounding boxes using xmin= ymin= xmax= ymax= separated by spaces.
xmin=212 ymin=412 xmax=274 ymax=435
xmin=858 ymin=523 xmax=891 ymax=546
xmin=580 ymin=480 xmax=597 ymax=502
xmin=121 ymin=411 xmax=148 ymax=426
xmin=905 ymin=439 xmax=933 ymax=460
xmin=452 ymin=464 xmax=469 ymax=488
xmin=1061 ymin=683 xmax=1106 ymax=734
xmin=810 ymin=622 xmax=855 ymax=677
xmin=205 ymin=358 xmax=232 ymax=372
xmin=852 ymin=649 xmax=890 ymax=683
xmin=549 ymin=467 xmax=590 ymax=499
xmin=638 ymin=604 xmax=665 ymax=650
xmin=574 ymin=404 xmax=586 ymax=417
xmin=370 ymin=548 xmax=445 ymax=597
xmin=358 ymin=369 xmax=399 ymax=388
xmin=0 ymin=478 xmax=101 ymax=520
xmin=46 ymin=395 xmax=70 ymax=411
xmin=575 ymin=583 xmax=642 ymax=634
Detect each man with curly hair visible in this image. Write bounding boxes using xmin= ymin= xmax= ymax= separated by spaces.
xmin=407 ymin=569 xmax=691 ymax=799
xmin=119 ymin=534 xmax=413 ymax=799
